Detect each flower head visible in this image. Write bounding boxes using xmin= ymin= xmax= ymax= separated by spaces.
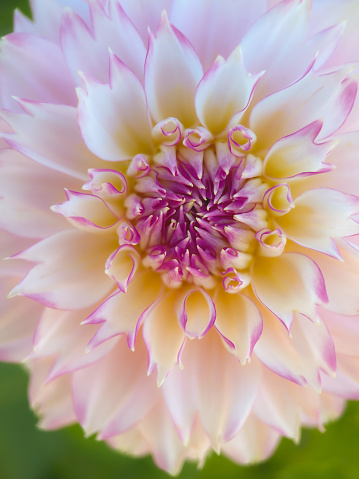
xmin=1 ymin=0 xmax=359 ymax=474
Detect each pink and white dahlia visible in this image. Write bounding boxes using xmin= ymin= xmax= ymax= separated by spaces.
xmin=1 ymin=0 xmax=359 ymax=473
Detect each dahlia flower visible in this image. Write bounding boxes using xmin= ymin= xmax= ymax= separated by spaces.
xmin=1 ymin=0 xmax=359 ymax=473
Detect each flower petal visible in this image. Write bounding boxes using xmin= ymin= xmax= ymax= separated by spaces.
xmin=195 ymin=46 xmax=261 ymax=136
xmin=276 ymin=189 xmax=359 ymax=258
xmin=78 ymin=52 xmax=153 ymax=161
xmin=215 ymin=290 xmax=262 ymax=364
xmin=143 ymin=292 xmax=186 ymax=386
xmin=84 ymin=271 xmax=162 ymax=351
xmin=0 ymin=33 xmax=76 ymax=111
xmin=177 ymin=287 xmax=216 ymax=339
xmin=263 ymin=121 xmax=334 ymax=180
xmin=8 ymin=230 xmax=115 ymax=309
xmin=1 ymin=100 xmax=100 ymax=181
xmin=60 ymin=2 xmax=146 ymax=84
xmin=163 ymin=330 xmax=261 ymax=449
xmin=145 ymin=12 xmax=203 ymax=127
xmin=222 ymin=414 xmax=280 ymax=465
xmin=171 ymin=0 xmax=266 ymax=71
xmin=72 ymin=338 xmax=158 ymax=437
xmin=52 ymin=190 xmax=120 ymax=231
xmin=250 ymin=68 xmax=357 ymax=150
xmin=251 ymin=252 xmax=328 ymax=329
xmin=254 ymin=306 xmax=336 ymax=390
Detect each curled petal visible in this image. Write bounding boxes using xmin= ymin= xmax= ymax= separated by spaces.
xmin=177 ymin=287 xmax=216 ymax=339
xmin=222 ymin=268 xmax=251 ymax=294
xmin=228 ymin=125 xmax=257 ymax=156
xmin=83 ymin=169 xmax=127 ymax=199
xmin=105 ymin=245 xmax=141 ymax=292
xmin=183 ymin=127 xmax=213 ymax=152
xmin=152 ymin=118 xmax=184 ymax=146
xmin=263 ymin=184 xmax=294 ymax=216
xmin=255 ymin=228 xmax=287 ymax=258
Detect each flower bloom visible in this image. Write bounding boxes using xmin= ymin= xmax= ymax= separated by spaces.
xmin=1 ymin=0 xmax=359 ymax=473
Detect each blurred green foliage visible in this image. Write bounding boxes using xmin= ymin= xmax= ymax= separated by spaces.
xmin=1 ymin=1 xmax=359 ymax=478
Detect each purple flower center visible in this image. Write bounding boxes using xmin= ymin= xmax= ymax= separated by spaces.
xmin=126 ymin=146 xmax=268 ymax=288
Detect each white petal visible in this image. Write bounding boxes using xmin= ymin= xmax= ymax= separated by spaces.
xmin=277 ymin=189 xmax=359 ymax=258
xmin=215 ymin=290 xmax=262 ymax=364
xmin=251 ymin=252 xmax=328 ymax=329
xmin=195 ymin=47 xmax=261 ymax=135
xmin=145 ymin=12 xmax=203 ymax=127
xmin=1 ymin=101 xmax=100 ymax=180
xmin=9 ymin=230 xmax=115 ymax=309
xmin=78 ymin=53 xmax=153 ymax=161
xmin=171 ymin=0 xmax=266 ymax=71
xmin=250 ymin=68 xmax=357 ymax=150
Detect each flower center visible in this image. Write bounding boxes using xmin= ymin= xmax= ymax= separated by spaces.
xmin=124 ymin=128 xmax=272 ymax=290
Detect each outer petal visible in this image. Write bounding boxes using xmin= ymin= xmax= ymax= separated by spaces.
xmin=8 ymin=230 xmax=115 ymax=309
xmin=254 ymin=307 xmax=336 ymax=390
xmin=291 ymin=132 xmax=359 ymax=197
xmin=263 ymin=121 xmax=334 ymax=180
xmin=163 ymin=330 xmax=261 ymax=449
xmin=84 ymin=270 xmax=162 ymax=351
xmin=0 ymin=276 xmax=41 ymax=362
xmin=305 ymin=241 xmax=359 ymax=315
xmin=0 ymin=149 xmax=74 ymax=238
xmin=145 ymin=12 xmax=203 ymax=127
xmin=61 ymin=2 xmax=146 ymax=84
xmin=78 ymin=53 xmax=153 ymax=161
xmin=171 ymin=0 xmax=266 ymax=72
xmin=72 ymin=338 xmax=158 ymax=438
xmin=30 ymin=308 xmax=117 ymax=382
xmin=15 ymin=0 xmax=91 ymax=41
xmin=277 ymin=189 xmax=359 ymax=258
xmin=120 ymin=0 xmax=175 ymax=45
xmin=251 ymin=252 xmax=328 ymax=329
xmin=195 ymin=47 xmax=261 ymax=136
xmin=27 ymin=358 xmax=77 ymax=430
xmin=250 ymin=68 xmax=357 ymax=150
xmin=222 ymin=414 xmax=280 ymax=465
xmin=241 ymin=0 xmax=314 ymax=98
xmin=215 ymin=290 xmax=262 ymax=364
xmin=0 ymin=33 xmax=76 ymax=111
xmin=143 ymin=292 xmax=186 ymax=386
xmin=1 ymin=101 xmax=100 ymax=181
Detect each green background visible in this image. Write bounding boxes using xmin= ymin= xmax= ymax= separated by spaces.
xmin=1 ymin=2 xmax=359 ymax=478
